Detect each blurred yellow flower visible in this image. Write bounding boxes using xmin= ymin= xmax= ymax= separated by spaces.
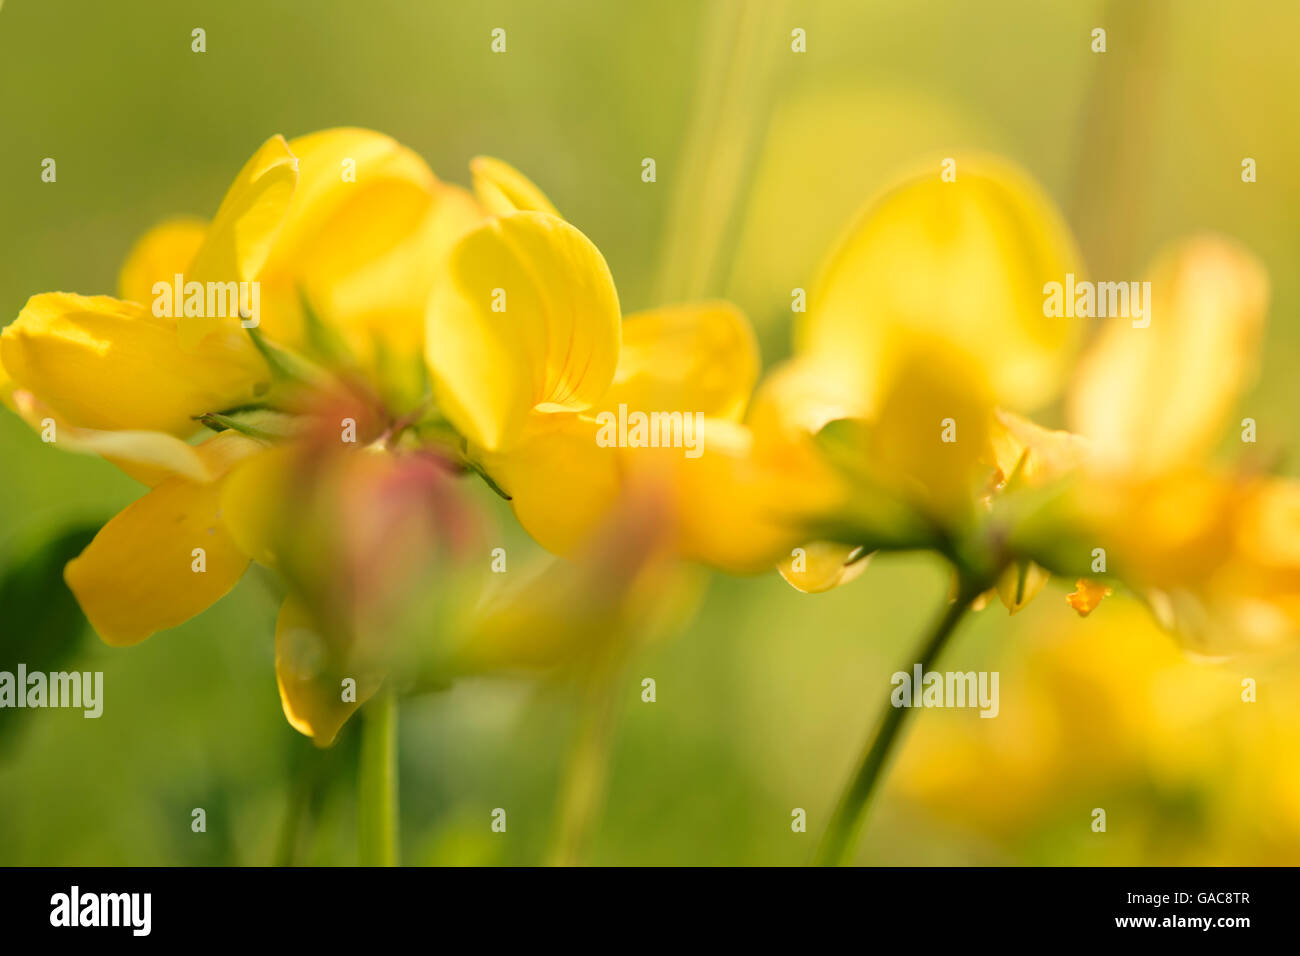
xmin=754 ymin=157 xmax=1083 ymax=596
xmin=1021 ymin=236 xmax=1300 ymax=652
xmin=752 ymin=155 xmax=1300 ymax=657
xmin=897 ymin=598 xmax=1300 ymax=864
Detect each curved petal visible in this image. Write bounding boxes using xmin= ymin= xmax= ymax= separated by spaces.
xmin=10 ymin=388 xmax=210 ymax=485
xmin=475 ymin=414 xmax=623 ymax=558
xmin=275 ymin=595 xmax=382 ymax=747
xmin=470 ymin=156 xmax=560 ymax=216
xmin=801 ymin=156 xmax=1082 ymax=414
xmin=218 ymin=441 xmax=299 ymax=568
xmin=989 ymin=408 xmax=1089 ymax=488
xmin=252 ymin=128 xmax=477 ymax=366
xmin=747 ymin=364 xmax=936 ymax=554
xmin=182 ymin=134 xmax=300 ymax=348
xmin=746 ymin=357 xmax=863 ymax=438
xmin=319 ymin=182 xmax=484 ymax=354
xmin=1067 ymin=236 xmax=1268 ymax=476
xmin=857 ymin=343 xmax=996 ymax=528
xmin=427 ymin=211 xmax=621 ymax=451
xmin=778 ymin=542 xmax=870 ymax=593
xmin=117 ymin=218 xmax=208 ymax=305
xmin=277 ymin=127 xmax=437 ymax=258
xmin=1 ymin=292 xmax=269 ymax=436
xmin=602 ymin=301 xmax=759 ymax=422
xmin=62 ymin=432 xmax=264 ymax=646
xmin=647 ymin=419 xmax=821 ymax=574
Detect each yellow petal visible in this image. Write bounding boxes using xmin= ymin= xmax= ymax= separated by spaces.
xmin=63 ymin=432 xmax=263 ymax=645
xmin=182 ymin=135 xmax=300 ymax=348
xmin=313 ymin=181 xmax=484 ymax=363
xmin=470 ymin=156 xmax=560 ymax=216
xmin=218 ymin=442 xmax=299 ymax=568
xmin=746 ymin=368 xmax=935 ymax=554
xmin=1068 ymin=235 xmax=1269 ymax=476
xmin=601 ymin=301 xmax=759 ymax=422
xmin=778 ymin=541 xmax=870 ymax=593
xmin=650 ymin=418 xmax=818 ymax=574
xmin=689 ymin=367 xmax=864 ymax=571
xmin=254 ymin=128 xmax=465 ymax=358
xmin=117 ymin=218 xmax=208 ymax=305
xmin=1226 ymin=479 xmax=1300 ymax=644
xmin=276 ymin=127 xmax=436 ymax=258
xmin=10 ymin=388 xmax=210 ymax=485
xmin=1 ymin=293 xmax=268 ymax=435
xmin=475 ymin=414 xmax=623 ymax=558
xmin=801 ymin=155 xmax=1081 ymax=414
xmin=1084 ymin=474 xmax=1300 ymax=652
xmin=1066 ymin=578 xmax=1112 ymax=617
xmin=989 ymin=408 xmax=1089 ymax=489
xmin=427 ymin=211 xmax=621 ymax=451
xmin=861 ymin=344 xmax=995 ymax=527
xmin=746 ymin=357 xmax=864 ymax=438
xmin=275 ymin=595 xmax=382 ymax=746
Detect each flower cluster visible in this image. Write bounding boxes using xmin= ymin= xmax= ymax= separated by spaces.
xmin=3 ymin=132 xmax=1293 ymax=756
xmin=746 ymin=156 xmax=1298 ymax=658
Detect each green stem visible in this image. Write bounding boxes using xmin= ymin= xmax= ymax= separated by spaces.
xmin=547 ymin=672 xmax=622 ymax=867
xmin=273 ymin=744 xmax=314 ymax=866
xmin=814 ymin=585 xmax=977 ymax=866
xmin=358 ymin=689 xmax=399 ymax=866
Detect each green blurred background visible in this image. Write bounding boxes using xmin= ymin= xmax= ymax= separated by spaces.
xmin=2 ymin=0 xmax=1298 ymax=865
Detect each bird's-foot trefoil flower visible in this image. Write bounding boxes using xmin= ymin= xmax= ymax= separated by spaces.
xmin=1 ymin=129 xmax=487 ymax=746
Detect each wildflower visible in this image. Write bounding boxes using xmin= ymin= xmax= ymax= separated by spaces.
xmin=0 ymin=129 xmax=476 ymax=651
xmin=755 ymin=156 xmax=1299 ymax=653
xmin=423 ymin=162 xmax=774 ymax=568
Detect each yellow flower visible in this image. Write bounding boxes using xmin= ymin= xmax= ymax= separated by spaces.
xmin=759 ymin=157 xmax=1083 ymax=594
xmin=0 ymin=129 xmax=467 ymax=652
xmin=753 ymin=155 xmax=1299 ymax=654
xmin=1024 ymin=236 xmax=1300 ymax=652
xmin=896 ymin=600 xmax=1300 ymax=863
xmin=118 ymin=128 xmax=482 ymax=410
xmin=2 ymin=135 xmax=300 ymax=643
xmin=795 ymin=155 xmax=1081 ymax=417
xmin=424 ymin=162 xmax=770 ymax=568
xmin=1067 ymin=236 xmax=1268 ymax=479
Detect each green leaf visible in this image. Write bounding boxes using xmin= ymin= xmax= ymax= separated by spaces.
xmin=197 ymin=408 xmax=302 ymax=441
xmin=0 ymin=523 xmax=101 ymax=747
xmin=246 ymin=327 xmax=334 ymax=387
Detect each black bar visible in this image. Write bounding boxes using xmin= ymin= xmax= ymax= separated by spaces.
xmin=0 ymin=866 xmax=1280 ymax=942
